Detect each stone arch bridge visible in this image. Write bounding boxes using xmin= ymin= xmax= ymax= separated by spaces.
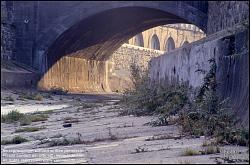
xmin=2 ymin=1 xmax=248 ymax=125
xmin=10 ymin=1 xmax=208 ymax=73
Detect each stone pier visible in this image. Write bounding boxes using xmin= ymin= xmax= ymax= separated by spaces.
xmin=38 ymin=56 xmax=110 ymax=93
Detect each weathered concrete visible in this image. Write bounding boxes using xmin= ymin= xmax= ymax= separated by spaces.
xmin=149 ymin=24 xmax=249 ymax=127
xmin=150 ymin=24 xmax=249 ymax=127
xmin=38 ymin=56 xmax=110 ymax=93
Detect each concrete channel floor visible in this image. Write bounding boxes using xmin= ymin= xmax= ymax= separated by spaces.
xmin=1 ymin=89 xmax=249 ymax=164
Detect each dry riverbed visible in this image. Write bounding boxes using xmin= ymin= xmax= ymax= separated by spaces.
xmin=1 ymin=88 xmax=249 ymax=164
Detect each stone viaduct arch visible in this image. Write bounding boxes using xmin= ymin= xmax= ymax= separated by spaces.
xmin=127 ymin=24 xmax=205 ymax=51
xmin=165 ymin=37 xmax=175 ymax=52
xmin=150 ymin=34 xmax=160 ymax=50
xmin=182 ymin=40 xmax=189 ymax=46
xmin=134 ymin=33 xmax=144 ymax=47
xmin=29 ymin=1 xmax=207 ymax=72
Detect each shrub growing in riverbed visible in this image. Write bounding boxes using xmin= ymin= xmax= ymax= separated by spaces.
xmin=2 ymin=95 xmax=15 ymax=101
xmin=50 ymin=87 xmax=68 ymax=95
xmin=19 ymin=116 xmax=32 ymax=126
xmin=177 ymin=59 xmax=249 ymax=146
xmin=182 ymin=148 xmax=200 ymax=156
xmin=29 ymin=114 xmax=49 ymax=122
xmin=15 ymin=126 xmax=46 ymax=133
xmin=182 ymin=145 xmax=220 ymax=156
xmin=18 ymin=92 xmax=43 ymax=101
xmin=121 ymin=62 xmax=189 ymax=118
xmin=201 ymin=145 xmax=220 ymax=155
xmin=121 ymin=59 xmax=249 ymax=146
xmin=1 ymin=110 xmax=49 ymax=125
xmin=1 ymin=110 xmax=25 ymax=123
xmin=1 ymin=136 xmax=28 ymax=145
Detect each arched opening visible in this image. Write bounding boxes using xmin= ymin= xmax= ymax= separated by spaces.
xmin=45 ymin=7 xmax=189 ymax=68
xmin=182 ymin=40 xmax=189 ymax=46
xmin=134 ymin=33 xmax=144 ymax=47
xmin=150 ymin=34 xmax=160 ymax=50
xmin=37 ymin=6 xmax=206 ymax=93
xmin=165 ymin=37 xmax=175 ymax=52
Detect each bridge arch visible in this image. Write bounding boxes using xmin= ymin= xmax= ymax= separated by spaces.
xmin=165 ymin=37 xmax=175 ymax=52
xmin=134 ymin=33 xmax=144 ymax=47
xmin=34 ymin=2 xmax=208 ymax=92
xmin=150 ymin=34 xmax=160 ymax=50
xmin=33 ymin=2 xmax=207 ymax=72
xmin=182 ymin=40 xmax=189 ymax=46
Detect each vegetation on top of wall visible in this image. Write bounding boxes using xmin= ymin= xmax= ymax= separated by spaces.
xmin=120 ymin=59 xmax=249 ymax=146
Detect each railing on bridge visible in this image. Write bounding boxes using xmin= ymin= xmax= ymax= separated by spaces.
xmin=162 ymin=24 xmax=204 ymax=33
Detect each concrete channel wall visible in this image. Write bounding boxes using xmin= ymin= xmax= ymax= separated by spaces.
xmin=149 ymin=24 xmax=249 ymax=127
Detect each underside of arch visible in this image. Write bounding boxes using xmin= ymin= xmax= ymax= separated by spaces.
xmin=46 ymin=7 xmax=191 ymax=69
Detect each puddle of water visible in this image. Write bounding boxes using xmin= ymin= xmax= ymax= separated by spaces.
xmin=1 ymin=104 xmax=70 ymax=115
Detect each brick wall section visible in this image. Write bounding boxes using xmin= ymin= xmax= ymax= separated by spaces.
xmin=207 ymin=1 xmax=249 ymax=34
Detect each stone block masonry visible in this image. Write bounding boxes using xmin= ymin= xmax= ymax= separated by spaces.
xmin=107 ymin=44 xmax=165 ymax=92
xmin=109 ymin=44 xmax=164 ymax=72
